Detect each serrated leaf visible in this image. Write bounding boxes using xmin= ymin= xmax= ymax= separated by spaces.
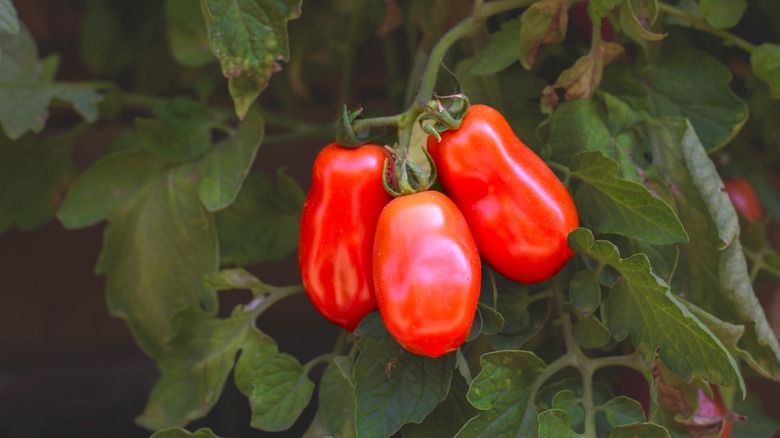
xmin=201 ymin=0 xmax=302 ymax=119
xmin=320 ymin=359 xmax=357 ymax=438
xmin=0 ymin=0 xmax=20 ymax=35
xmin=136 ymin=308 xmax=252 ymax=429
xmin=518 ymin=0 xmax=568 ymax=69
xmin=57 ymin=148 xmax=167 ymax=229
xmin=751 ymin=43 xmax=780 ymax=99
xmin=609 ymin=422 xmax=670 ymax=437
xmin=551 ymin=391 xmax=584 ymax=427
xmin=468 ymin=303 xmax=505 ymax=341
xmin=0 ymin=25 xmax=103 ymax=139
xmin=603 ymin=396 xmax=646 ymax=426
xmin=402 ymin=374 xmax=476 ymax=438
xmin=538 ymin=409 xmax=579 ymax=437
xmin=456 ymin=351 xmax=547 ymax=437
xmin=568 ymin=228 xmax=743 ymax=391
xmin=0 ymin=134 xmax=77 ymax=233
xmin=136 ymin=97 xmax=213 ymax=163
xmin=215 ymin=170 xmax=303 ymax=266
xmin=569 ymin=151 xmax=689 ymax=244
xmin=234 ymin=328 xmax=279 ymax=396
xmin=700 ymin=0 xmax=747 ymax=29
xmin=150 ymin=427 xmax=222 ymax=438
xmin=470 ymin=18 xmax=521 ymax=76
xmin=354 ymin=334 xmax=455 ymax=438
xmin=648 ymin=118 xmax=780 ymax=380
xmin=198 ymin=110 xmax=264 ymax=211
xmin=96 ymin=162 xmax=219 ymax=359
xmin=242 ymin=353 xmax=314 ymax=431
xmin=639 ymin=48 xmax=747 ymax=151
xmin=569 ymin=270 xmax=602 ymax=314
xmin=571 ymin=310 xmax=612 ymax=349
xmin=166 ymin=0 xmax=214 ymax=67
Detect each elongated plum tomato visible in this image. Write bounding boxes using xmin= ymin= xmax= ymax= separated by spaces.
xmin=298 ymin=143 xmax=393 ymax=331
xmin=427 ymin=104 xmax=579 ymax=283
xmin=723 ymin=178 xmax=763 ymax=224
xmin=373 ymin=191 xmax=481 ymax=357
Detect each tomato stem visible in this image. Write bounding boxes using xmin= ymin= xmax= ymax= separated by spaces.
xmin=303 ymin=353 xmax=336 ymax=376
xmin=657 ymin=2 xmax=757 ymax=53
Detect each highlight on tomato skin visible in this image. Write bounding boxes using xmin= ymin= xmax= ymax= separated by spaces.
xmin=298 ymin=143 xmax=393 ymax=332
xmin=427 ymin=104 xmax=579 ymax=284
xmin=372 ymin=191 xmax=481 ymax=358
xmin=723 ymin=178 xmax=764 ymax=225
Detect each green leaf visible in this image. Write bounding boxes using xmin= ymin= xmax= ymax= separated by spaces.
xmin=136 ymin=97 xmax=213 ymax=163
xmin=751 ymin=43 xmax=780 ymax=99
xmin=648 ymin=118 xmax=780 ymax=380
xmin=198 ymin=110 xmax=264 ymax=211
xmin=319 ymin=359 xmax=357 ymax=438
xmin=568 ymin=228 xmax=744 ymax=391
xmin=619 ymin=0 xmax=665 ymax=44
xmin=354 ymin=334 xmax=455 ymax=438
xmin=470 ymin=18 xmax=521 ymax=76
xmin=700 ymin=0 xmax=747 ymax=29
xmin=570 ymin=151 xmax=689 ymax=244
xmin=0 ymin=134 xmax=77 ymax=233
xmin=57 ymin=149 xmax=167 ymax=229
xmin=590 ymin=0 xmax=622 ymax=18
xmin=215 ymin=170 xmax=303 ymax=266
xmin=401 ymin=374 xmax=476 ymax=438
xmin=730 ymin=391 xmax=780 ymax=438
xmin=234 ymin=328 xmax=279 ymax=396
xmin=150 ymin=427 xmax=222 ymax=438
xmin=242 ymin=352 xmax=314 ymax=431
xmin=609 ymin=422 xmax=670 ymax=437
xmin=166 ymin=0 xmax=214 ymax=67
xmin=201 ymin=0 xmax=302 ymax=119
xmin=0 ymin=0 xmax=19 ymax=35
xmin=518 ymin=0 xmax=568 ymax=69
xmin=569 ymin=270 xmax=602 ymax=314
xmin=456 ymin=351 xmax=547 ymax=437
xmin=537 ymin=409 xmax=579 ymax=437
xmin=0 ymin=25 xmax=103 ymax=139
xmin=136 ymin=308 xmax=252 ymax=429
xmin=571 ymin=310 xmax=612 ymax=349
xmin=551 ymin=390 xmax=584 ymax=427
xmin=639 ymin=48 xmax=747 ymax=151
xmin=602 ymin=396 xmax=646 ymax=426
xmin=204 ymin=268 xmax=267 ymax=294
xmin=490 ymin=286 xmax=550 ymax=350
xmin=96 ymin=162 xmax=219 ymax=359
xmin=468 ymin=303 xmax=505 ymax=341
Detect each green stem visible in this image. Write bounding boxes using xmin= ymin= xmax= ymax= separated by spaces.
xmin=303 ymin=353 xmax=335 ymax=375
xmin=657 ymin=2 xmax=757 ymax=53
xmin=352 ymin=114 xmax=405 ymax=133
xmin=247 ymin=285 xmax=305 ymax=319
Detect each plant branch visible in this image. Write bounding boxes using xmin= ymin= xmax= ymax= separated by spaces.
xmin=657 ymin=2 xmax=757 ymax=53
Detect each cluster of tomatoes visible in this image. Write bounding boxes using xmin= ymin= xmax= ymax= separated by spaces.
xmin=298 ymin=105 xmax=580 ymax=357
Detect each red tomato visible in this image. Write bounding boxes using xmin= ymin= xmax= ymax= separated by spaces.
xmin=723 ymin=178 xmax=764 ymax=224
xmin=373 ymin=191 xmax=481 ymax=357
xmin=427 ymin=104 xmax=579 ymax=284
xmin=695 ymin=385 xmax=732 ymax=438
xmin=298 ymin=143 xmax=393 ymax=331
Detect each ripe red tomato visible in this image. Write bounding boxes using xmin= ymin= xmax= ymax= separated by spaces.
xmin=694 ymin=385 xmax=732 ymax=438
xmin=723 ymin=178 xmax=764 ymax=224
xmin=427 ymin=104 xmax=579 ymax=284
xmin=373 ymin=191 xmax=481 ymax=357
xmin=298 ymin=143 xmax=393 ymax=331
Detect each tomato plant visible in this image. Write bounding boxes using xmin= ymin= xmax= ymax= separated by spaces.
xmin=428 ymin=103 xmax=579 ymax=284
xmin=298 ymin=143 xmax=392 ymax=331
xmin=5 ymin=0 xmax=780 ymax=437
xmin=372 ymin=191 xmax=481 ymax=358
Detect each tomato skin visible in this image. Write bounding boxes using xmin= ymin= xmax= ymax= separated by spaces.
xmin=723 ymin=178 xmax=764 ymax=224
xmin=373 ymin=191 xmax=481 ymax=357
xmin=298 ymin=143 xmax=393 ymax=331
xmin=427 ymin=104 xmax=579 ymax=284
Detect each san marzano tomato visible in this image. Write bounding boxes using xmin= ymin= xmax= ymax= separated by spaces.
xmin=427 ymin=104 xmax=579 ymax=284
xmin=299 ymin=143 xmax=393 ymax=331
xmin=373 ymin=191 xmax=481 ymax=357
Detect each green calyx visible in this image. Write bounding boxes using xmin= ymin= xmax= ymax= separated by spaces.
xmin=420 ymin=94 xmax=471 ymax=142
xmin=382 ymin=146 xmax=438 ymax=197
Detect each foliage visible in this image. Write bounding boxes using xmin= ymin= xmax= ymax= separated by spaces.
xmin=4 ymin=0 xmax=780 ymax=436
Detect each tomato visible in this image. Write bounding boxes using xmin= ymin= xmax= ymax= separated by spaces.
xmin=427 ymin=104 xmax=579 ymax=284
xmin=723 ymin=178 xmax=764 ymax=224
xmin=373 ymin=191 xmax=481 ymax=357
xmin=298 ymin=143 xmax=393 ymax=331
xmin=693 ymin=385 xmax=732 ymax=438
